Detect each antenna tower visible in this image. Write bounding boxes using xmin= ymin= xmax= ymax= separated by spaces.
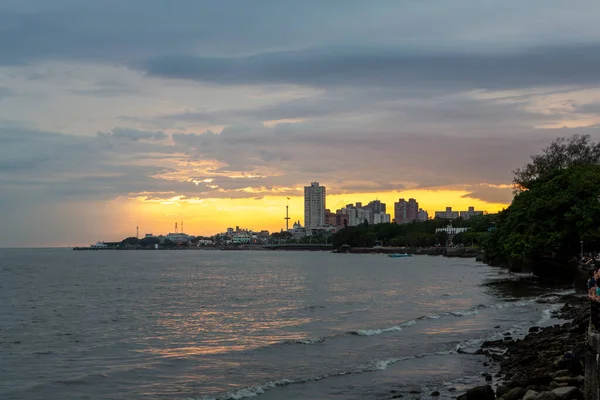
xmin=175 ymin=222 xmax=178 ymax=233
xmin=136 ymin=226 xmax=139 ymax=238
xmin=284 ymin=198 xmax=290 ymax=231
xmin=181 ymin=221 xmax=184 ymax=234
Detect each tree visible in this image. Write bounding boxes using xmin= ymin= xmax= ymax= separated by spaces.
xmin=513 ymin=134 xmax=600 ymax=191
xmin=140 ymin=236 xmax=160 ymax=247
xmin=484 ymin=164 xmax=600 ymax=279
xmin=121 ymin=237 xmax=140 ymax=246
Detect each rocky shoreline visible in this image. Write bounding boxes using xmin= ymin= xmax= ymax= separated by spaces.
xmin=459 ymin=294 xmax=589 ymax=400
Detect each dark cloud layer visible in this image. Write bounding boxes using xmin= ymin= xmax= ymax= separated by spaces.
xmin=2 ymin=0 xmax=600 ymax=245
xmin=140 ymin=45 xmax=600 ymax=91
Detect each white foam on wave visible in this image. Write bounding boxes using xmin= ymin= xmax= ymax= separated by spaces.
xmin=447 ymin=309 xmax=480 ymax=317
xmin=537 ymin=303 xmax=563 ymax=325
xmin=194 ymin=350 xmax=463 ymax=400
xmin=293 ymin=337 xmax=326 ymax=345
xmin=354 ymin=325 xmax=403 ymax=336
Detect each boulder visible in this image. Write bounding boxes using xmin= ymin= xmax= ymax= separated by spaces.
xmin=495 ymin=385 xmax=511 ymax=398
xmin=522 ymin=390 xmax=539 ymax=400
xmin=551 ymin=386 xmax=583 ymax=400
xmin=535 ymin=392 xmax=560 ymax=400
xmin=551 ymin=370 xmax=570 ymax=378
xmin=456 ymin=385 xmax=495 ymax=400
xmin=498 ymin=387 xmax=526 ymax=400
xmin=431 ymin=391 xmax=440 ymax=396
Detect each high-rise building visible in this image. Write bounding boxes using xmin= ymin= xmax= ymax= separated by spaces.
xmin=304 ymin=182 xmax=326 ymax=229
xmin=435 ymin=207 xmax=460 ymax=219
xmin=417 ymin=208 xmax=429 ymax=222
xmin=394 ymin=198 xmax=419 ymax=224
xmin=365 ymin=200 xmax=386 ymax=214
xmin=460 ymin=206 xmax=484 ymax=220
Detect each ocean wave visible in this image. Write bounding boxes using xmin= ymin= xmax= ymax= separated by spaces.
xmin=283 ymin=337 xmax=327 ymax=345
xmin=264 ymin=294 xmax=560 ymax=350
xmin=350 ymin=325 xmax=403 ymax=336
xmin=193 ymin=350 xmax=460 ymax=400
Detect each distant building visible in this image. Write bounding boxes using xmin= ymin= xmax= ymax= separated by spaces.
xmin=436 ymin=224 xmax=470 ymax=235
xmin=417 ymin=208 xmax=429 ymax=222
xmin=365 ymin=200 xmax=386 ymax=214
xmin=232 ymin=233 xmax=252 ymax=244
xmin=394 ymin=198 xmax=419 ymax=224
xmin=373 ymin=212 xmax=391 ymax=224
xmin=164 ymin=232 xmax=194 ymax=243
xmin=335 ymin=210 xmax=350 ymax=229
xmin=435 ymin=207 xmax=459 ymax=220
xmin=289 ymin=220 xmax=308 ymax=239
xmin=304 ymin=182 xmax=326 ymax=229
xmin=460 ymin=206 xmax=483 ymax=220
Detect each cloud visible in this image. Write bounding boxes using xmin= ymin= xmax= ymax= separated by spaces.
xmin=139 ymin=44 xmax=600 ymax=92
xmin=98 ymin=128 xmax=168 ymax=142
xmin=0 ymin=87 xmax=10 ymax=100
xmin=462 ymin=184 xmax=515 ymax=204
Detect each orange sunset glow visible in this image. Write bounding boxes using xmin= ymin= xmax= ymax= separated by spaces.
xmin=101 ymin=188 xmax=510 ymax=241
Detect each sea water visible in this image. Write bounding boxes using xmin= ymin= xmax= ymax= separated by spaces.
xmin=0 ymin=249 xmax=572 ymax=400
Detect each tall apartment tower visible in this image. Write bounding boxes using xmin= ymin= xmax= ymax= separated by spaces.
xmin=366 ymin=200 xmax=386 ymax=214
xmin=394 ymin=198 xmax=419 ymax=224
xmin=304 ymin=182 xmax=326 ymax=229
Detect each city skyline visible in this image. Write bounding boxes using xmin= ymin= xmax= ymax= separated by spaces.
xmin=2 ymin=1 xmax=600 ymax=246
xmin=111 ymin=193 xmax=487 ymax=240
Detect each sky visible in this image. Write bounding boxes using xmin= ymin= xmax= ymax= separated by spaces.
xmin=2 ymin=1 xmax=600 ymax=246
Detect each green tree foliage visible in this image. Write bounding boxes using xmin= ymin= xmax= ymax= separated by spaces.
xmin=121 ymin=237 xmax=140 ymax=246
xmin=484 ymin=164 xmax=600 ymax=276
xmin=513 ymin=134 xmax=600 ymax=191
xmin=140 ymin=236 xmax=160 ymax=247
xmin=330 ymin=218 xmax=485 ymax=248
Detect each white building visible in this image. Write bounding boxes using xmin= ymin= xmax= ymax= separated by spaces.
xmin=304 ymin=182 xmax=326 ymax=229
xmin=289 ymin=220 xmax=308 ymax=239
xmin=435 ymin=224 xmax=470 ymax=235
xmin=417 ymin=208 xmax=429 ymax=222
xmin=232 ymin=233 xmax=253 ymax=244
xmin=373 ymin=212 xmax=391 ymax=224
xmin=164 ymin=233 xmax=194 ymax=243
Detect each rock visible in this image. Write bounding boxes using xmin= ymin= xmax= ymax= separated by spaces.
xmin=431 ymin=391 xmax=440 ymax=396
xmin=498 ymin=387 xmax=526 ymax=400
xmin=529 ymin=327 xmax=540 ymax=333
xmin=552 ymin=370 xmax=570 ymax=378
xmin=409 ymin=390 xmax=421 ymax=394
xmin=507 ymin=374 xmax=552 ymax=389
xmin=495 ymin=385 xmax=510 ymax=398
xmin=522 ymin=390 xmax=539 ymax=400
xmin=551 ymin=386 xmax=583 ymax=400
xmin=392 ymin=395 xmax=403 ymax=399
xmin=553 ymin=376 xmax=577 ymax=385
xmin=482 ymin=339 xmax=505 ymax=348
xmin=456 ymin=385 xmax=495 ymax=400
xmin=448 ymin=387 xmax=457 ymax=392
xmin=535 ymin=392 xmax=560 ymax=400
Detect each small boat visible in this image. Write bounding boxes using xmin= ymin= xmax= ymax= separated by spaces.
xmin=388 ymin=253 xmax=412 ymax=258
